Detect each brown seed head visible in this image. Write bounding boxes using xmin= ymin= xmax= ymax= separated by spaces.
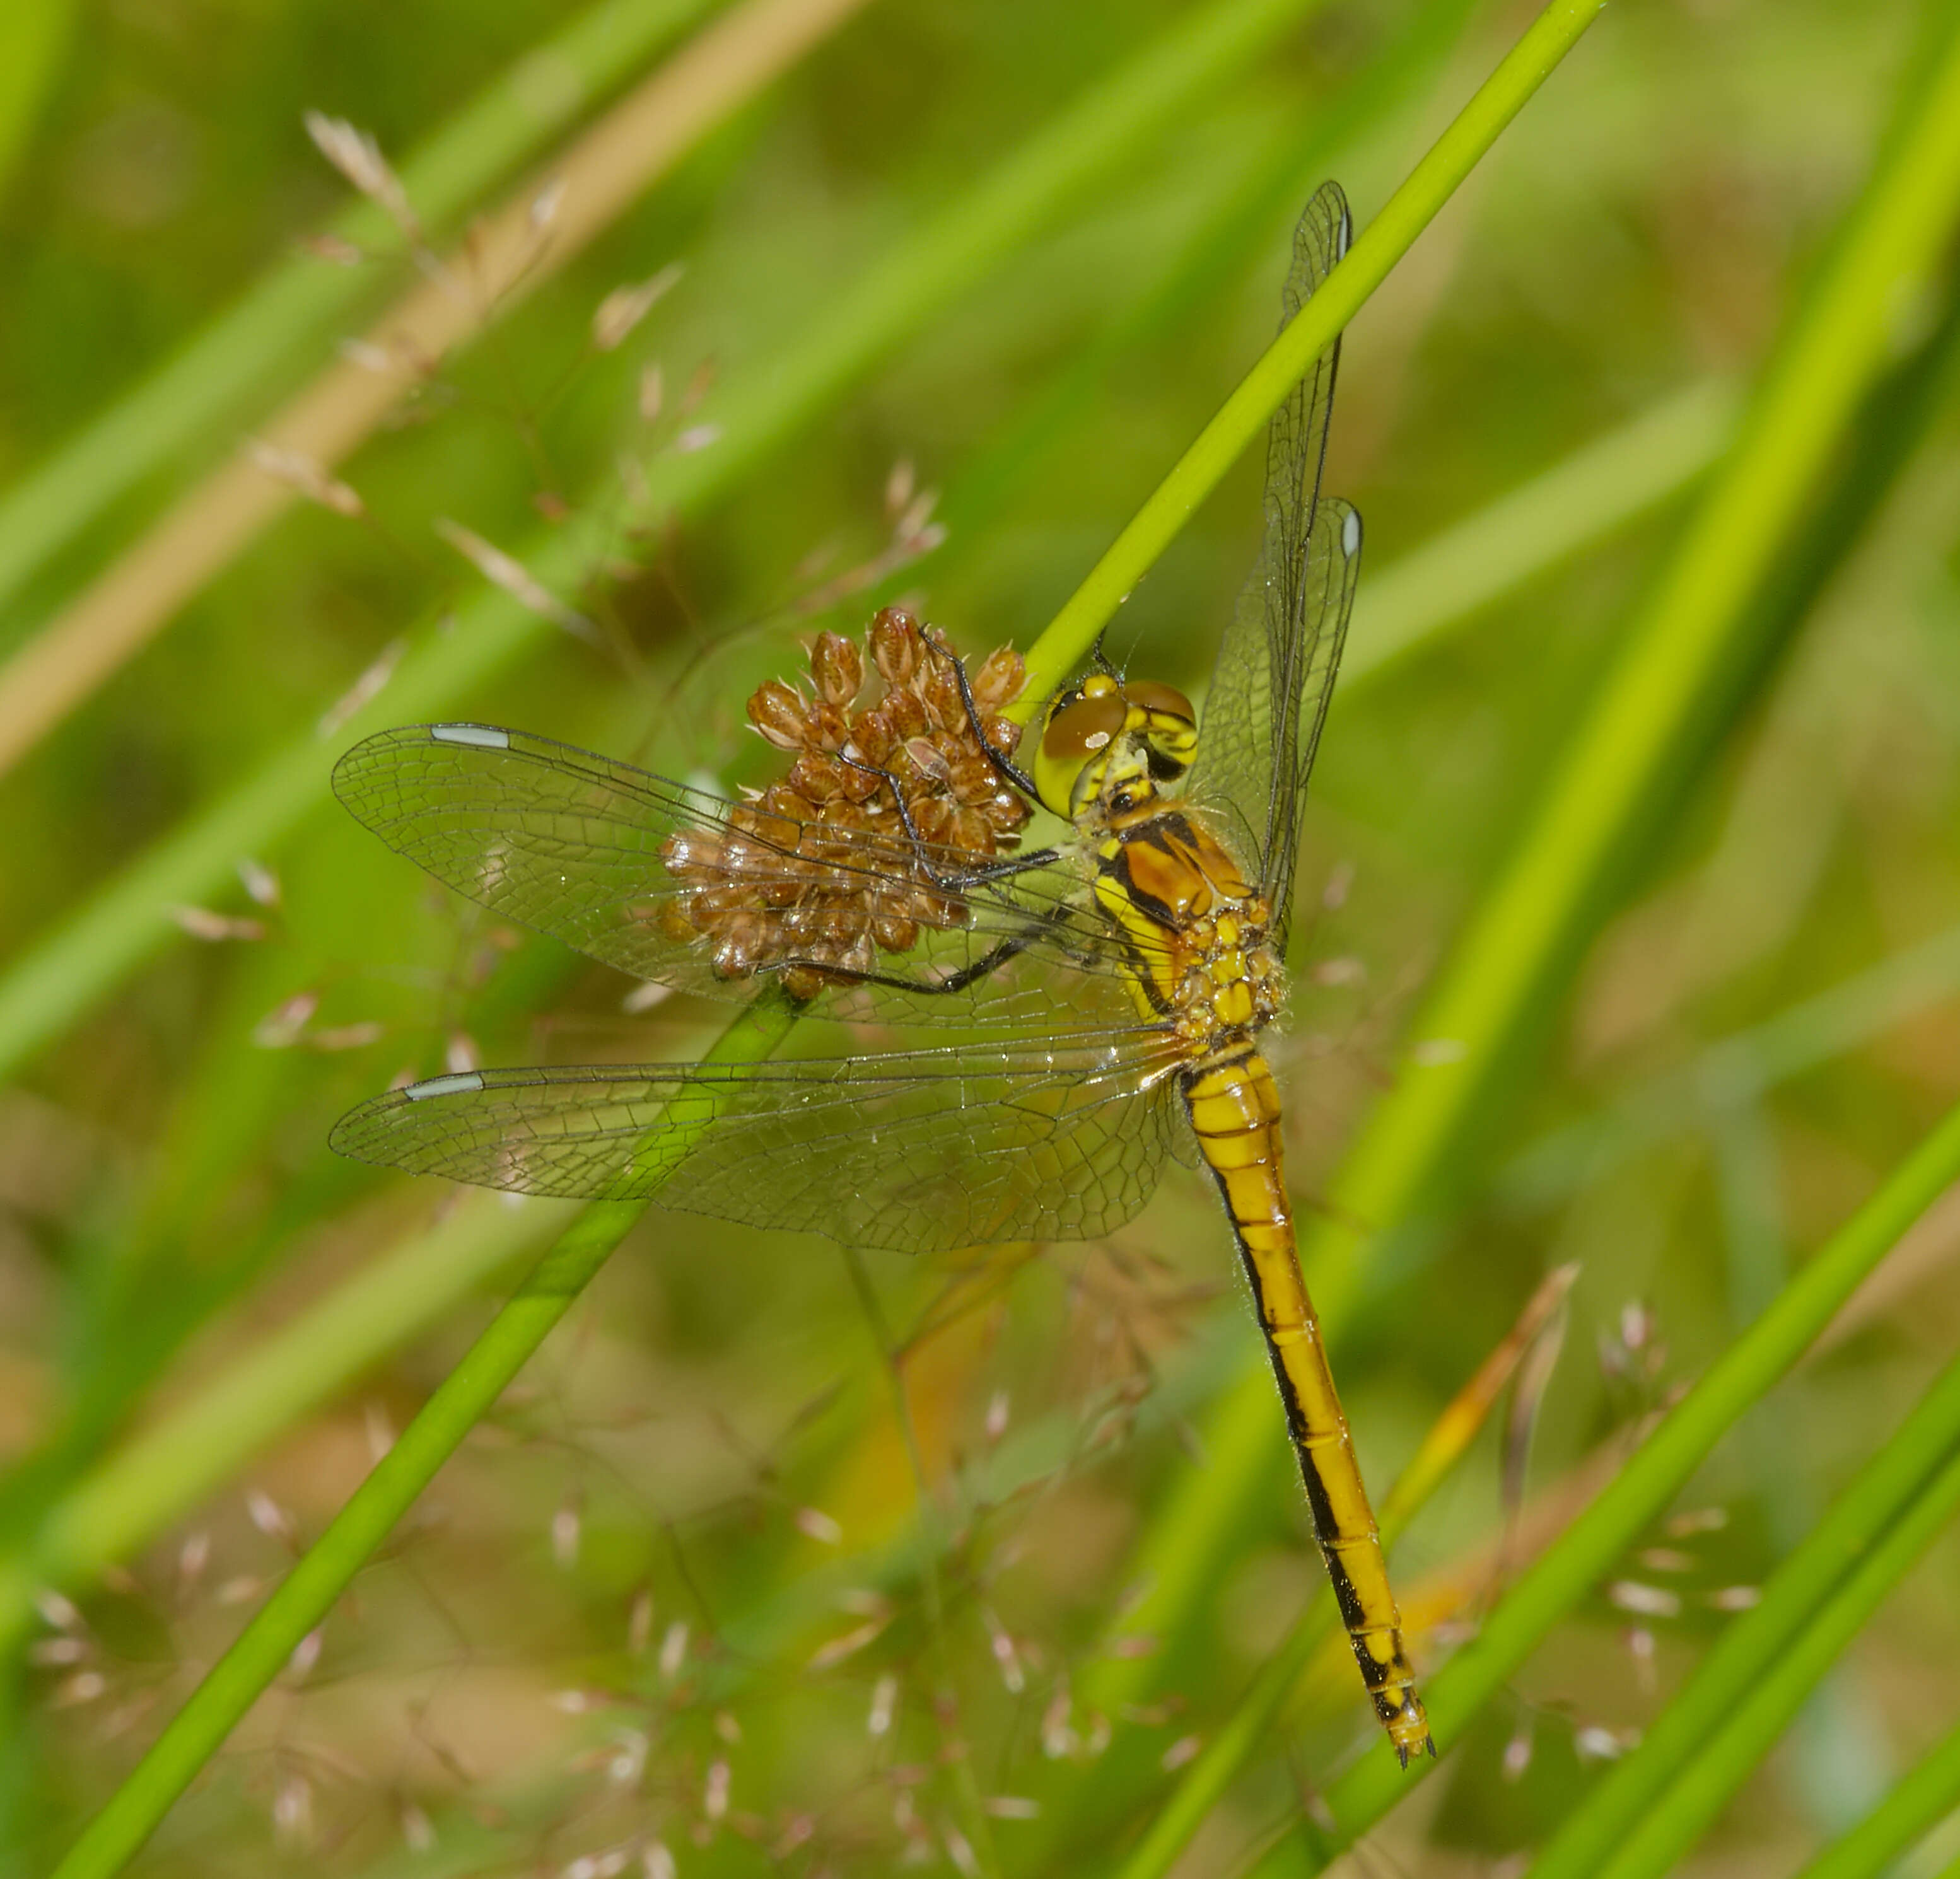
xmin=658 ymin=607 xmax=1031 ymax=997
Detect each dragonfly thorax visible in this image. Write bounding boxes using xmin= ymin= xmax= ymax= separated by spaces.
xmin=1172 ymin=896 xmax=1285 ymax=1054
xmin=1032 ymin=670 xmax=1199 ymax=824
xmin=1088 ymin=798 xmax=1283 ymax=1048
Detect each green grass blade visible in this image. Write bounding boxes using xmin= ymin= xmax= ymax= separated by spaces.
xmin=1020 ymin=0 xmax=1609 ymax=702
xmin=1507 ymin=922 xmax=1960 ymax=1209
xmin=1594 ymin=1445 xmax=1960 ymax=1879
xmin=1269 ymin=1092 xmax=1960 ymax=1871
xmin=0 ymin=0 xmax=78 ymax=197
xmin=1086 ymin=0 xmax=1960 ymax=1736
xmin=45 ymin=992 xmax=796 ymax=1879
xmin=1345 ymin=377 xmax=1739 ymax=685
xmin=49 ymin=1207 xmax=644 ymax=1879
xmin=1529 ymin=1351 xmax=1960 ymax=1879
xmin=0 ymin=1190 xmax=576 ymax=1661
xmin=0 ymin=0 xmax=723 ymax=623
xmin=1795 ymin=1714 xmax=1960 ymax=1879
xmin=0 ymin=0 xmax=1327 ymax=1088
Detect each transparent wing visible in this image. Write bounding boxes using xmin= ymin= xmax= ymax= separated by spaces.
xmin=1252 ymin=496 xmax=1359 ymax=940
xmin=330 ymin=1029 xmax=1186 ymax=1254
xmin=1184 ymin=180 xmax=1355 ymax=945
xmin=333 ymin=722 xmax=1163 ymax=1030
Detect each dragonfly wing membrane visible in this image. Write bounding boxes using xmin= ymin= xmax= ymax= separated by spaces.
xmin=333 ymin=723 xmax=754 ymax=1002
xmin=332 ymin=722 xmax=1156 ymax=1027
xmin=1263 ymin=494 xmax=1359 ymax=938
xmin=330 ymin=1033 xmax=1184 ymax=1255
xmin=1185 ymin=179 xmax=1353 ymax=941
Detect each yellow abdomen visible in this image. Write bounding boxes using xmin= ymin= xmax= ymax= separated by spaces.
xmin=1184 ymin=1047 xmax=1432 ymax=1762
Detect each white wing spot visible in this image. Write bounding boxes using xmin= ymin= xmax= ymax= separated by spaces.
xmin=431 ymin=724 xmax=511 ymax=749
xmin=1342 ymin=508 xmax=1362 ymax=556
xmin=405 ymin=1071 xmax=487 ymax=1101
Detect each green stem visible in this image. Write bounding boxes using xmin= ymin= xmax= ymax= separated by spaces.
xmin=1272 ymin=1092 xmax=1960 ymax=1872
xmin=0 ymin=1190 xmax=574 ymax=1659
xmin=0 ymin=0 xmax=723 ymax=624
xmin=1529 ymin=1349 xmax=1960 ymax=1879
xmin=53 ymin=1215 xmax=628 ymax=1879
xmin=47 ymin=994 xmax=796 ymax=1879
xmin=1020 ymin=0 xmax=1609 ymax=704
xmin=1786 ymin=1714 xmax=1960 ymax=1879
xmin=1594 ymin=1445 xmax=1960 ymax=1879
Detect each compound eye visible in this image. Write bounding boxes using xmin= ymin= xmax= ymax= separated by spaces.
xmin=1042 ymin=688 xmax=1126 ymax=762
xmin=1124 ymin=680 xmax=1196 ymax=728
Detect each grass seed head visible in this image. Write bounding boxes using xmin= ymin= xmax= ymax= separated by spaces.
xmin=660 ymin=608 xmax=1029 ymax=999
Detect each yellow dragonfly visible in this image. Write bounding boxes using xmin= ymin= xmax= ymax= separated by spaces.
xmin=332 ymin=181 xmax=1432 ymax=1764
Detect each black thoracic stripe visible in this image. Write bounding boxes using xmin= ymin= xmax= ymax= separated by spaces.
xmin=1119 ymin=933 xmax=1175 ymax=1016
xmin=1124 ymin=813 xmax=1190 ymax=854
xmin=1099 ymin=849 xmax=1179 ymax=930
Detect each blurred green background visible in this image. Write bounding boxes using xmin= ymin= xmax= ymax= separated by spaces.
xmin=4 ymin=0 xmax=1960 ymax=1873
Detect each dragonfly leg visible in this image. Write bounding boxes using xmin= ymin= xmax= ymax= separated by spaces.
xmin=834 ymin=748 xmax=936 ymax=854
xmin=931 ymin=846 xmax=1064 ymax=891
xmin=814 ymin=902 xmax=1073 ymax=999
xmin=927 ymin=630 xmax=1044 ymax=801
xmin=831 ymin=745 xmax=1059 ymax=895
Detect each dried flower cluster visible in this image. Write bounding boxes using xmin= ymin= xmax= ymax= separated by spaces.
xmin=660 ymin=608 xmax=1030 ymax=1000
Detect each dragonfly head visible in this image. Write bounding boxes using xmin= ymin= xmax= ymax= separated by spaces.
xmin=1032 ymin=672 xmax=1199 ymax=821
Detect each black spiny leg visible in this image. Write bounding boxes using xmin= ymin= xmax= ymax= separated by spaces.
xmin=926 ymin=629 xmax=1044 ymax=803
xmin=832 ymin=747 xmax=1063 ymax=893
xmin=788 ymin=901 xmax=1078 ymax=1001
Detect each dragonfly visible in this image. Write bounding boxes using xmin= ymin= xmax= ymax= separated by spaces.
xmin=331 ymin=181 xmax=1432 ymax=1764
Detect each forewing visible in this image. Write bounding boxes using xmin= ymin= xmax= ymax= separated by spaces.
xmin=1258 ymin=495 xmax=1359 ymax=941
xmin=1184 ymin=180 xmax=1353 ymax=940
xmin=333 ymin=722 xmax=1158 ymax=1028
xmin=330 ymin=1031 xmax=1186 ymax=1254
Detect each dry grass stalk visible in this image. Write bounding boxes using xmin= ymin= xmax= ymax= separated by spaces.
xmin=0 ymin=0 xmax=875 ymax=779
